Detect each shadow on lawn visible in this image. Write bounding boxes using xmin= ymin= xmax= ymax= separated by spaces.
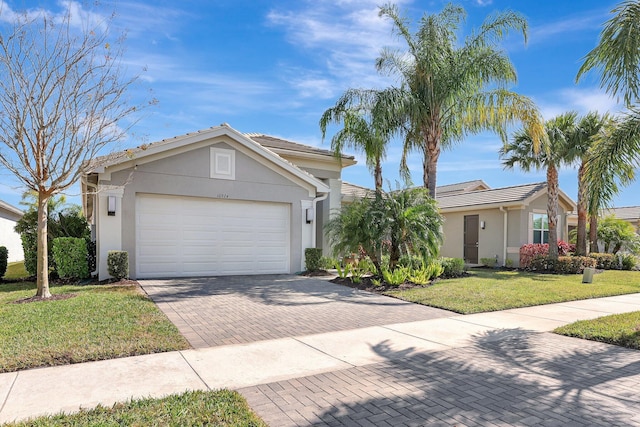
xmin=245 ymin=330 xmax=640 ymax=426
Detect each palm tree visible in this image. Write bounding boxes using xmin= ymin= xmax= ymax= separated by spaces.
xmin=564 ymin=112 xmax=610 ymax=255
xmin=320 ymin=100 xmax=390 ymax=193
xmin=577 ymin=0 xmax=640 ymax=213
xmin=501 ymin=113 xmax=577 ymax=261
xmin=577 ymin=0 xmax=640 ymax=106
xmin=372 ymin=3 xmax=544 ymax=198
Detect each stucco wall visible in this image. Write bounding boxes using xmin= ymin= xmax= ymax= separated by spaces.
xmin=96 ymin=140 xmax=317 ymax=279
xmin=0 ymin=214 xmax=23 ymax=262
xmin=441 ymin=194 xmax=571 ymax=268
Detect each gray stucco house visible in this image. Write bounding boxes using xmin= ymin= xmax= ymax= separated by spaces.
xmin=0 ymin=200 xmax=23 ymax=263
xmin=82 ymin=124 xmax=354 ymax=280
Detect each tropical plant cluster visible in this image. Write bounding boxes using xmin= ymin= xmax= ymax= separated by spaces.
xmin=326 ymin=187 xmax=466 ymax=286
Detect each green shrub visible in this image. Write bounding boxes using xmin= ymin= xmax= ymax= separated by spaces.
xmin=554 ymin=256 xmax=596 ymax=274
xmin=589 ymin=253 xmax=616 ymax=270
xmin=440 ymin=257 xmax=465 ymax=278
xmin=480 ymin=257 xmax=497 ymax=267
xmin=357 ymin=258 xmax=376 ymax=275
xmin=335 ymin=262 xmax=351 ymax=279
xmin=304 ymin=248 xmax=323 ymax=272
xmin=319 ymin=256 xmax=337 ymax=270
xmin=398 ymin=254 xmax=425 ymax=270
xmin=52 ymin=237 xmax=89 ymax=279
xmin=0 ymin=246 xmax=7 ymax=279
xmin=382 ymin=266 xmax=409 ymax=286
xmin=409 ymin=261 xmax=443 ymax=285
xmin=86 ymin=239 xmax=97 ymax=274
xmin=621 ymin=254 xmax=637 ymax=271
xmin=20 ymin=231 xmax=38 ymax=276
xmin=107 ymin=251 xmax=129 ymax=280
xmin=505 ymin=258 xmax=514 ymax=268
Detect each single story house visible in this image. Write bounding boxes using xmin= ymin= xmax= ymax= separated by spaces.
xmin=339 ymin=179 xmax=576 ymax=268
xmin=0 ymin=200 xmax=24 ymax=262
xmin=438 ymin=182 xmax=576 ymax=267
xmin=82 ymin=124 xmax=355 ymax=280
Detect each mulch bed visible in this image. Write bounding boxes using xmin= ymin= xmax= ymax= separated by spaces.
xmin=331 ymin=276 xmax=431 ymax=293
xmin=12 ymin=293 xmax=78 ymax=304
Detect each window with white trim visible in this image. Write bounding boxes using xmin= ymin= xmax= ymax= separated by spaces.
xmin=532 ymin=213 xmax=549 ymax=244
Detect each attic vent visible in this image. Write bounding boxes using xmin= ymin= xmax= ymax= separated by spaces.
xmin=210 ymin=147 xmax=235 ymax=180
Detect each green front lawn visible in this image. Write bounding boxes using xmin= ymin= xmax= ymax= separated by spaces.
xmin=554 ymin=311 xmax=640 ymax=350
xmin=2 ymin=390 xmax=267 ymax=427
xmin=3 ymin=261 xmax=28 ymax=280
xmin=0 ymin=281 xmax=190 ymax=373
xmin=385 ymin=269 xmax=640 ymax=314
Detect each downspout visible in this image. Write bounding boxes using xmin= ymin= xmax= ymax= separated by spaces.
xmin=500 ymin=206 xmax=508 ymax=267
xmin=311 ymin=192 xmax=329 ymax=249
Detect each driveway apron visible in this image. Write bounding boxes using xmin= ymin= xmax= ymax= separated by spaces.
xmin=139 ymin=275 xmax=452 ymax=348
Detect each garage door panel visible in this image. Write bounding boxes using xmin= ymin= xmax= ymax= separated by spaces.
xmin=136 ymin=194 xmax=290 ymax=278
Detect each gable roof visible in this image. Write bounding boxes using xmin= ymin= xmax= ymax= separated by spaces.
xmin=0 ymin=199 xmax=22 ymax=217
xmin=437 ymin=182 xmax=576 ymax=212
xmin=437 ymin=180 xmax=490 ymax=195
xmin=84 ymin=124 xmax=331 ymax=194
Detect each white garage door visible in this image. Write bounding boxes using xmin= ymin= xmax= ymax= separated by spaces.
xmin=136 ymin=194 xmax=290 ymax=278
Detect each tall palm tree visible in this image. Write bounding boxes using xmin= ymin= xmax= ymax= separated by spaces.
xmin=564 ymin=112 xmax=610 ymax=255
xmin=327 ymin=3 xmax=544 ymax=199
xmin=577 ymin=0 xmax=640 ymax=211
xmin=501 ymin=113 xmax=577 ymax=261
xmin=320 ymin=101 xmax=390 ymax=193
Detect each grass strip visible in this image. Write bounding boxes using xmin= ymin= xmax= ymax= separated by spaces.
xmin=554 ymin=311 xmax=640 ymax=350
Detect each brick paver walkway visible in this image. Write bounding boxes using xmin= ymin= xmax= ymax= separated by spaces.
xmin=239 ymin=331 xmax=640 ymax=426
xmin=139 ymin=275 xmax=452 ymax=348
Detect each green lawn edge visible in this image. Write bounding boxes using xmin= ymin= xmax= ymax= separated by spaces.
xmin=1 ymin=389 xmax=267 ymax=427
xmin=554 ymin=311 xmax=640 ymax=350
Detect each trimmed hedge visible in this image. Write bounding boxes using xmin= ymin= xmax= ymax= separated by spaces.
xmin=0 ymin=246 xmax=7 ymax=279
xmin=527 ymin=255 xmax=596 ymax=274
xmin=107 ymin=251 xmax=129 ymax=280
xmin=589 ymin=253 xmax=616 ymax=270
xmin=440 ymin=257 xmax=465 ymax=278
xmin=304 ymin=248 xmax=323 ymax=272
xmin=52 ymin=237 xmax=89 ymax=279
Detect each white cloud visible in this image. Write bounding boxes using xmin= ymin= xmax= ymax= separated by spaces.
xmin=528 ymin=9 xmax=607 ymax=45
xmin=537 ymin=86 xmax=622 ymax=119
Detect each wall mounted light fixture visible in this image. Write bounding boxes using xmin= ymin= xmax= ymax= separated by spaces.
xmin=480 ymin=220 xmax=486 ymax=230
xmin=107 ymin=196 xmax=116 ymax=216
xmin=306 ymin=208 xmax=314 ymax=224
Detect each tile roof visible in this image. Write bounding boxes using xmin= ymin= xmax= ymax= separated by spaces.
xmin=437 ymin=180 xmax=490 ymax=195
xmin=246 ymin=134 xmax=353 ymax=160
xmin=602 ymin=206 xmax=640 ymax=221
xmin=86 ymin=126 xmax=353 ymax=171
xmin=437 ymin=182 xmax=547 ymax=209
xmin=341 ymin=181 xmax=372 ymax=200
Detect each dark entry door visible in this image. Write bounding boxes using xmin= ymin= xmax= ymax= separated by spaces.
xmin=464 ymin=215 xmax=479 ymax=264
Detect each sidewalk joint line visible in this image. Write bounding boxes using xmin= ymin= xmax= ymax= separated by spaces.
xmin=291 ymin=337 xmax=358 ymax=368
xmin=379 ymin=324 xmax=456 ymax=348
xmin=178 ymin=351 xmax=211 ymax=391
xmin=0 ymin=372 xmax=19 ymax=416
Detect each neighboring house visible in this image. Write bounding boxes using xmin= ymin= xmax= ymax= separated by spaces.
xmin=338 ymin=179 xmax=576 ymax=267
xmin=0 ymin=200 xmax=24 ymax=262
xmin=567 ymin=206 xmax=640 ymax=235
xmin=82 ymin=124 xmax=355 ymax=280
xmin=438 ymin=182 xmax=576 ymax=267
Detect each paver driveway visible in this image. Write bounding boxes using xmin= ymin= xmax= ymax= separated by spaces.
xmin=139 ymin=274 xmax=452 ymax=348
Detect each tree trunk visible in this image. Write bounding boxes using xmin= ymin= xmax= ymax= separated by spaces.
xmin=425 ymin=134 xmax=440 ymax=199
xmin=422 ymin=149 xmax=429 ymax=192
xmin=36 ymin=191 xmax=51 ymax=298
xmin=374 ymin=158 xmax=383 ymax=193
xmin=589 ymin=215 xmax=598 ymax=253
xmin=575 ymin=162 xmax=588 ymax=256
xmin=547 ymin=164 xmax=559 ymax=261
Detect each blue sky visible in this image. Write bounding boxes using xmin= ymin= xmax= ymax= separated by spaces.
xmin=0 ymin=0 xmax=637 ymax=210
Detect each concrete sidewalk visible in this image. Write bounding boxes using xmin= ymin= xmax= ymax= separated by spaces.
xmin=1 ymin=293 xmax=640 ymax=424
